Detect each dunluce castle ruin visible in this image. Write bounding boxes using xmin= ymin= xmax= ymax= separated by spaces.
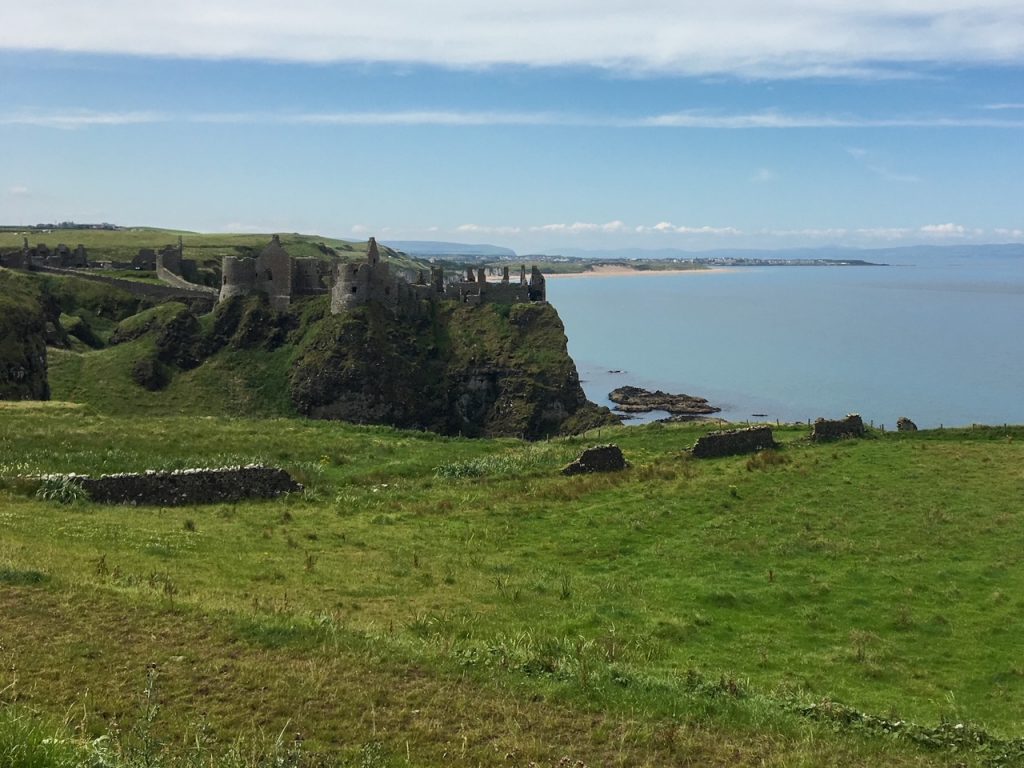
xmin=219 ymin=235 xmax=546 ymax=314
xmin=2 ymin=232 xmax=547 ymax=313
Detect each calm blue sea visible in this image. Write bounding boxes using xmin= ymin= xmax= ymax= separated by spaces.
xmin=546 ymin=254 xmax=1024 ymax=428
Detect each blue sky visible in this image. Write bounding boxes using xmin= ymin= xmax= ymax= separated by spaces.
xmin=2 ymin=1 xmax=1023 ymax=252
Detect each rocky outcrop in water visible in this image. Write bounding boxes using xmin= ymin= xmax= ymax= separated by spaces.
xmin=609 ymin=385 xmax=720 ymax=416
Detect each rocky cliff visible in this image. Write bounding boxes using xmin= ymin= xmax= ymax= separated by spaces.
xmin=289 ymin=300 xmax=611 ymax=438
xmin=14 ymin=275 xmax=612 ymax=438
xmin=0 ymin=270 xmax=52 ymax=400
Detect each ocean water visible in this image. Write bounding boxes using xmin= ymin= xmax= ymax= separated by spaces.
xmin=546 ymin=254 xmax=1024 ymax=428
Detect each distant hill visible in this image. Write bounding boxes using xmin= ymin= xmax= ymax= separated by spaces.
xmin=0 ymin=226 xmax=428 ymax=273
xmin=553 ymin=243 xmax=1024 ymax=262
xmin=383 ymin=240 xmax=517 ymax=258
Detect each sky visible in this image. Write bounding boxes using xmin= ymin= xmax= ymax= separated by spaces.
xmin=2 ymin=1 xmax=1024 ymax=253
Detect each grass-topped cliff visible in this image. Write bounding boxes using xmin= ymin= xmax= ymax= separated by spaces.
xmin=2 ymin=405 xmax=1023 ymax=766
xmin=2 ymin=267 xmax=611 ymax=438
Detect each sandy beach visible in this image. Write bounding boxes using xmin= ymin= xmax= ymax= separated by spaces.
xmin=545 ymin=265 xmax=736 ymax=278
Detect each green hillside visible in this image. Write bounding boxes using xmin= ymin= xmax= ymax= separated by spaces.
xmin=1 ymin=404 xmax=1023 ymax=766
xmin=0 ymin=226 xmax=426 ymax=272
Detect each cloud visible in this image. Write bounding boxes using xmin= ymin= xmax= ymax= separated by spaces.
xmin=920 ymin=222 xmax=967 ymax=236
xmin=994 ymin=227 xmax=1024 ymax=238
xmin=0 ymin=110 xmax=165 ymax=129
xmin=532 ymin=221 xmax=628 ymax=234
xmin=7 ymin=108 xmax=1024 ymax=132
xmin=846 ymin=146 xmax=921 ymax=183
xmin=983 ymin=103 xmax=1024 ymax=110
xmin=637 ymin=222 xmax=742 ymax=235
xmin=455 ymin=223 xmax=522 ymax=235
xmin=350 ymin=224 xmax=370 ymax=235
xmin=7 ymin=185 xmax=30 ymax=196
xmin=4 ymin=2 xmax=1024 ymax=78
xmin=751 ymin=168 xmax=776 ymax=183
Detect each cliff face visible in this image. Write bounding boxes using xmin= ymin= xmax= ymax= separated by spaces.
xmin=0 ymin=270 xmax=53 ymax=400
xmin=289 ymin=300 xmax=610 ymax=439
xmin=10 ymin=273 xmax=613 ymax=438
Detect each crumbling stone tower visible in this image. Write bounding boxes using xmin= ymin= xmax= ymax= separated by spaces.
xmin=331 ymin=237 xmax=398 ymax=312
xmin=220 ymin=234 xmax=293 ymax=311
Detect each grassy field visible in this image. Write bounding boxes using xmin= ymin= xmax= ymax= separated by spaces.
xmin=2 ymin=402 xmax=1023 ymax=766
xmin=0 ymin=227 xmax=425 ymax=272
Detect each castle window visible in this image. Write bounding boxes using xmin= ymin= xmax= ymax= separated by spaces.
xmin=351 ymin=286 xmax=358 ymax=293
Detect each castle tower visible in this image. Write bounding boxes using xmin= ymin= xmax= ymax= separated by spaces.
xmin=529 ymin=266 xmax=546 ymax=302
xmin=367 ymin=237 xmax=380 ymax=266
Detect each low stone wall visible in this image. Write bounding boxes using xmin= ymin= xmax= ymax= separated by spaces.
xmin=810 ymin=414 xmax=866 ymax=442
xmin=36 ymin=266 xmax=215 ymax=302
xmin=692 ymin=426 xmax=775 ymax=458
xmin=69 ymin=466 xmax=302 ymax=506
xmin=562 ymin=444 xmax=628 ymax=475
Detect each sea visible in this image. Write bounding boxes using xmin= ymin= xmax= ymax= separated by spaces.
xmin=546 ymin=251 xmax=1024 ymax=429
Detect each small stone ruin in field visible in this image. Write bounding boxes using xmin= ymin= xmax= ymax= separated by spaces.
xmin=562 ymin=444 xmax=628 ymax=475
xmin=52 ymin=466 xmax=301 ymax=506
xmin=810 ymin=414 xmax=866 ymax=442
xmin=692 ymin=426 xmax=776 ymax=458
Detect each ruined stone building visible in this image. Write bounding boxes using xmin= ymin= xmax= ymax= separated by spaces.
xmin=5 ymin=239 xmax=89 ymax=269
xmin=219 ymin=234 xmax=331 ymax=311
xmin=331 ymin=238 xmax=443 ymax=315
xmin=331 ymin=238 xmax=546 ymax=314
xmin=222 ymin=235 xmax=546 ymax=315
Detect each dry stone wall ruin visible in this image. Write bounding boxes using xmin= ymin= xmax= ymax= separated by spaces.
xmin=692 ymin=426 xmax=776 ymax=458
xmin=562 ymin=444 xmax=628 ymax=475
xmin=67 ymin=466 xmax=302 ymax=506
xmin=810 ymin=414 xmax=866 ymax=441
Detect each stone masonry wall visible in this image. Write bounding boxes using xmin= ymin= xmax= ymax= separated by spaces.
xmin=692 ymin=426 xmax=776 ymax=458
xmin=810 ymin=414 xmax=866 ymax=442
xmin=71 ymin=466 xmax=302 ymax=506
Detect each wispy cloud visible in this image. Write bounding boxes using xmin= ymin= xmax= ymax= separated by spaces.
xmin=994 ymin=227 xmax=1024 ymax=238
xmin=846 ymin=146 xmax=921 ymax=183
xmin=531 ymin=221 xmax=629 ymax=234
xmin=456 ymin=223 xmax=522 ymax=235
xmin=983 ymin=103 xmax=1024 ymax=110
xmin=0 ymin=110 xmax=166 ymax=128
xmin=6 ymin=108 xmax=1024 ymax=131
xmin=636 ymin=222 xmax=742 ymax=235
xmin=920 ymin=222 xmax=967 ymax=236
xmin=751 ymin=168 xmax=777 ymax=183
xmin=4 ymin=2 xmax=1024 ymax=78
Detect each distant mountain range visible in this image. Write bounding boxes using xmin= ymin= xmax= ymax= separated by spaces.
xmin=382 ymin=240 xmax=517 ymax=258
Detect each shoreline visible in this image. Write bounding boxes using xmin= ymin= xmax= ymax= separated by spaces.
xmin=545 ymin=265 xmax=736 ymax=278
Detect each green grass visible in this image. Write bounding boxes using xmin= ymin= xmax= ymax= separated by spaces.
xmin=0 ymin=227 xmax=426 ymax=272
xmin=1 ymin=402 xmax=1023 ymax=765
